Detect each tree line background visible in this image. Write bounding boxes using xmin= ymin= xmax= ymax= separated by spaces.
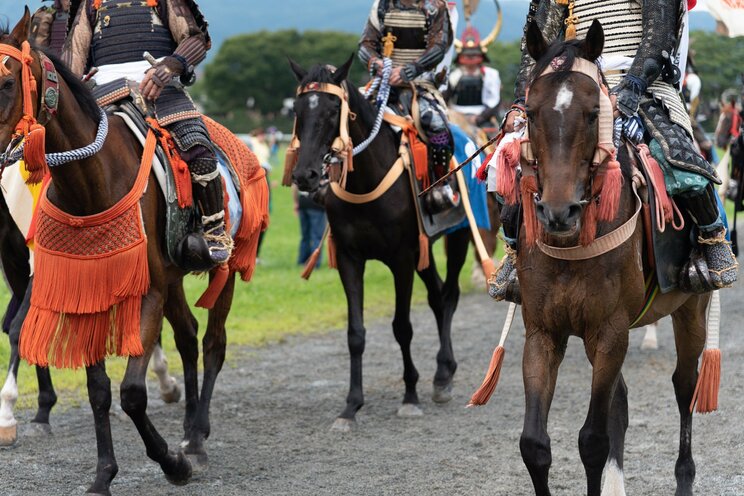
xmin=191 ymin=30 xmax=744 ymax=134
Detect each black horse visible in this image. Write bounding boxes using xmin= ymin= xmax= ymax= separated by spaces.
xmin=288 ymin=57 xmax=471 ymax=430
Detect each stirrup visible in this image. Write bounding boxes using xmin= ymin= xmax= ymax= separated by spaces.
xmin=202 ymin=212 xmax=234 ymax=265
xmin=487 ymin=244 xmax=521 ymax=304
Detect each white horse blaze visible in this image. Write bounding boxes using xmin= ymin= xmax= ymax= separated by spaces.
xmin=601 ymin=458 xmax=626 ymax=496
xmin=553 ymin=83 xmax=574 ymax=114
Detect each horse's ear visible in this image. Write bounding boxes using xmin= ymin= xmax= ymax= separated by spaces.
xmin=9 ymin=7 xmax=32 ymax=47
xmin=332 ymin=53 xmax=355 ymax=85
xmin=582 ymin=20 xmax=604 ymax=62
xmin=288 ymin=58 xmax=308 ymax=83
xmin=525 ymin=21 xmax=548 ymax=62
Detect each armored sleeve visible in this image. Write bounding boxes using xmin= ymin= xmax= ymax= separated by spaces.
xmin=401 ymin=0 xmax=452 ymax=81
xmin=166 ymin=0 xmax=209 ymax=69
xmin=626 ymin=0 xmax=679 ymax=89
xmin=514 ymin=0 xmax=566 ymax=102
xmin=358 ymin=19 xmax=383 ymax=68
xmin=29 ymin=7 xmax=54 ymax=49
xmin=61 ymin=3 xmax=92 ymax=77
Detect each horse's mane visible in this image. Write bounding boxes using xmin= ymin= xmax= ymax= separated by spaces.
xmin=45 ymin=51 xmax=102 ymax=125
xmin=529 ymin=38 xmax=587 ymax=87
xmin=299 ymin=64 xmax=377 ymax=130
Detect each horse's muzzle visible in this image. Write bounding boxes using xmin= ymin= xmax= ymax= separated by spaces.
xmin=536 ymin=200 xmax=583 ymax=235
xmin=293 ymin=166 xmax=321 ymax=192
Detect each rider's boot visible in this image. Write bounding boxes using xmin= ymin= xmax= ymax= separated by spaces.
xmin=488 ymin=203 xmax=521 ymax=304
xmin=679 ymin=184 xmax=738 ymax=292
xmin=193 ymin=162 xmax=233 ymax=266
xmin=423 ymin=130 xmax=457 ymax=214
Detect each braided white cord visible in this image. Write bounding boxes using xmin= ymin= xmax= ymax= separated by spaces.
xmin=706 ymin=290 xmax=720 ymax=350
xmin=353 ymin=58 xmax=393 ymax=156
xmin=0 ymin=108 xmax=109 ymax=167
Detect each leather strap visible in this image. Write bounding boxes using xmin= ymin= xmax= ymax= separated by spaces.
xmin=536 ymin=180 xmax=643 ymax=260
xmin=330 ymin=157 xmax=405 ymax=204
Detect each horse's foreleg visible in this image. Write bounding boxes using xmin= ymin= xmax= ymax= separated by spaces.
xmin=579 ymin=327 xmax=628 ymax=496
xmin=670 ymin=296 xmax=708 ymax=496
xmin=151 ymin=335 xmax=181 ymax=404
xmin=30 ymin=366 xmax=56 ymax=429
xmin=521 ymin=329 xmax=566 ymax=496
xmin=120 ymin=292 xmax=191 ymax=486
xmin=165 ymin=284 xmax=199 ymax=445
xmin=184 ymin=273 xmax=235 ymax=470
xmin=0 ymin=280 xmax=32 ymax=445
xmin=431 ymin=228 xmax=469 ymax=402
xmin=85 ymin=361 xmax=118 ymax=495
xmin=389 ymin=256 xmax=420 ymax=417
xmin=602 ymin=374 xmax=629 ymax=496
xmin=333 ymin=253 xmax=366 ymax=431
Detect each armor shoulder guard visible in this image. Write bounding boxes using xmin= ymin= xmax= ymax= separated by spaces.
xmin=183 ymin=0 xmax=211 ymax=49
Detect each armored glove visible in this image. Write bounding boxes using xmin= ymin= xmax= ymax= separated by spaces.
xmin=611 ymin=75 xmax=647 ymax=119
xmin=141 ymin=56 xmax=185 ymax=100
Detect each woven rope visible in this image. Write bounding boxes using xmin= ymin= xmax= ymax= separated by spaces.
xmin=353 ymin=58 xmax=393 ymax=156
xmin=1 ymin=108 xmax=109 ymax=166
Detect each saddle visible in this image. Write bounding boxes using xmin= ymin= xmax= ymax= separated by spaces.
xmin=91 ymin=78 xmax=268 ymax=281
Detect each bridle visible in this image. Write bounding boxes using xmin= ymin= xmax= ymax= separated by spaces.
xmin=0 ymin=39 xmax=108 ymax=183
xmin=282 ymin=81 xmax=356 ymax=187
xmin=520 ymin=56 xmax=617 ymax=207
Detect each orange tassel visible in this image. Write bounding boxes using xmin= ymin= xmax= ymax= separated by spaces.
xmin=690 ymin=348 xmax=721 ymax=414
xmin=195 ymin=264 xmax=230 ymax=309
xmin=417 ymin=233 xmax=430 ymax=271
xmin=283 ymin=147 xmax=299 ymax=187
xmin=301 ymin=248 xmax=321 ymax=280
xmin=521 ymin=175 xmax=540 ymax=246
xmin=410 ymin=132 xmax=429 ymax=187
xmin=327 ymin=231 xmax=338 ymax=269
xmin=580 ymin=199 xmax=598 ymax=246
xmin=468 ymin=346 xmax=505 ymax=406
xmin=597 ymin=159 xmax=624 ymax=222
xmin=93 ymin=0 xmax=103 ymax=9
xmin=147 ymin=0 xmax=158 ymax=6
xmin=147 ymin=118 xmax=192 ymax=208
xmin=495 ymin=139 xmax=521 ymax=205
xmin=23 ymin=124 xmax=49 ymax=185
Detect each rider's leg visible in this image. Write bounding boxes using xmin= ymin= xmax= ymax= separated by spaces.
xmin=677 ymin=183 xmax=738 ymax=289
xmin=418 ymin=94 xmax=456 ymax=212
xmin=168 ymin=118 xmax=233 ymax=265
xmin=488 ymin=202 xmax=521 ymax=304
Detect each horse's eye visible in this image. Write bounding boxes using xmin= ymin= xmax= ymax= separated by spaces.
xmin=0 ymin=78 xmax=14 ymax=91
xmin=588 ymin=108 xmax=600 ymax=123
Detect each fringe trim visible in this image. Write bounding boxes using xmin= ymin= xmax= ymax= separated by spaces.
xmin=327 ymin=231 xmax=338 ymax=269
xmin=230 ymin=168 xmax=270 ymax=282
xmin=467 ymin=346 xmax=505 ymax=406
xmin=521 ymin=175 xmax=540 ymax=246
xmin=417 ymin=233 xmax=430 ymax=271
xmin=690 ymin=348 xmax=721 ymax=414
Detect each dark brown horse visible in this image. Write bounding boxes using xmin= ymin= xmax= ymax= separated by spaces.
xmin=0 ymin=11 xmax=239 ymax=493
xmin=288 ymin=59 xmax=471 ymax=430
xmin=513 ymin=21 xmax=710 ymax=496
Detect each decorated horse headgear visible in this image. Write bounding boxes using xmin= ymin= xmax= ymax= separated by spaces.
xmin=282 ymin=80 xmax=355 ymax=187
xmin=497 ymin=56 xmax=622 ymax=247
xmin=0 ymin=40 xmax=60 ymax=184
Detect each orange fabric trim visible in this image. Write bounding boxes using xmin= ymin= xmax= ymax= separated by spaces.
xmin=146 ymin=117 xmax=193 ymax=208
xmin=19 ymin=129 xmax=157 ymax=369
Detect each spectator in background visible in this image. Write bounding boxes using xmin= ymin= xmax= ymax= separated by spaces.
xmin=293 ymin=185 xmax=326 ymax=267
xmin=248 ymin=129 xmax=273 ymax=259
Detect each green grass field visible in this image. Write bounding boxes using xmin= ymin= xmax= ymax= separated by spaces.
xmin=0 ymin=168 xmax=486 ymax=409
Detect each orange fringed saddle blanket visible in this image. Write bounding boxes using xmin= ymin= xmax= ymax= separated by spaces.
xmin=20 ymin=118 xmax=269 ymax=369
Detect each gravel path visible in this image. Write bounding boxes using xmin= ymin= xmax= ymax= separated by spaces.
xmin=0 ymin=282 xmax=742 ymax=495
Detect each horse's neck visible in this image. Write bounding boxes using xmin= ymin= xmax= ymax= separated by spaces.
xmin=345 ymin=92 xmax=400 ymax=194
xmin=44 ymin=83 xmax=129 ymax=216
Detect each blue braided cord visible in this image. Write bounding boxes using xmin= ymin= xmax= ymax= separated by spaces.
xmin=353 ymin=58 xmax=393 ymax=156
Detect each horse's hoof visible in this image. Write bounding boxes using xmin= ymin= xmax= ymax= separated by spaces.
xmin=330 ymin=418 xmax=355 ymax=433
xmin=397 ymin=404 xmax=423 ymax=418
xmin=432 ymin=383 xmax=453 ymax=404
xmin=0 ymin=424 xmax=17 ymax=446
xmin=185 ymin=451 xmax=209 ymax=474
xmin=22 ymin=422 xmax=52 ymax=438
xmin=163 ymin=451 xmax=192 ymax=486
xmin=160 ymin=383 xmax=182 ymax=404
